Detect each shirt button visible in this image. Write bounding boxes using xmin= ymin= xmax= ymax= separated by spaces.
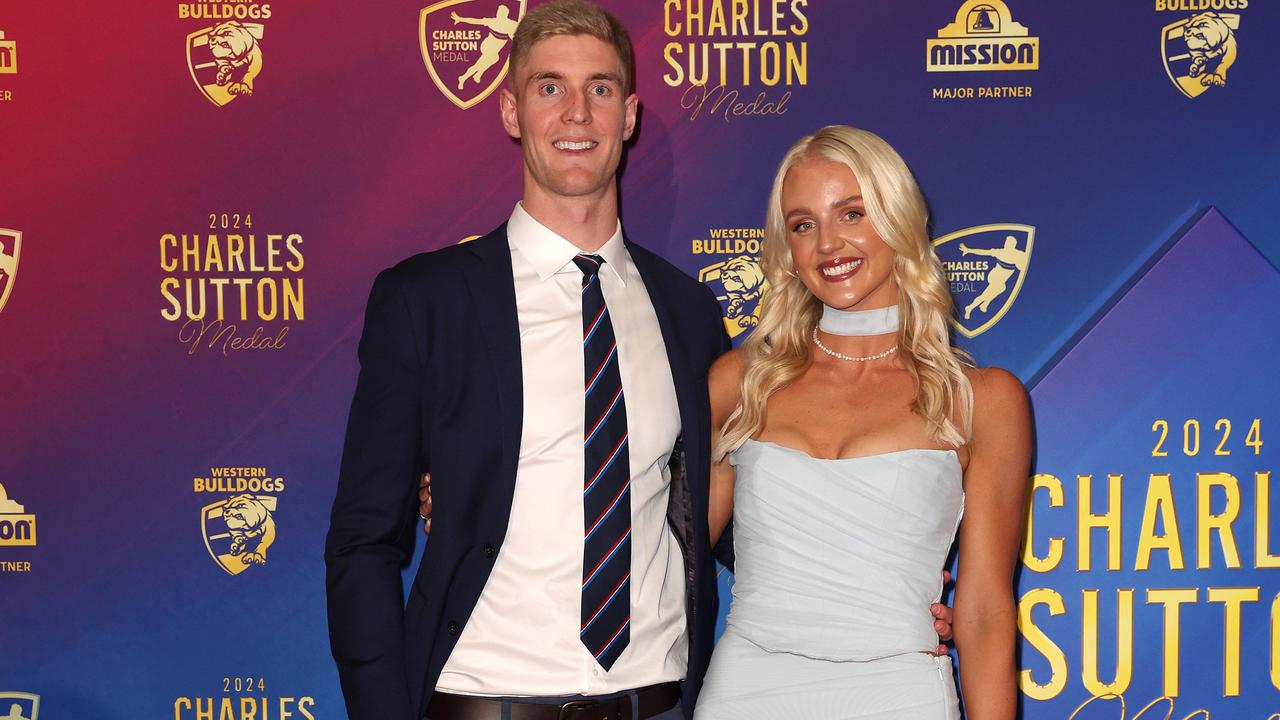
xmin=446 ymin=621 xmax=460 ymax=636
xmin=592 ymin=668 xmax=600 ymax=677
xmin=483 ymin=543 xmax=497 ymax=559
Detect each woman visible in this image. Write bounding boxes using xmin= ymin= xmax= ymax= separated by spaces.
xmin=694 ymin=126 xmax=1030 ymax=719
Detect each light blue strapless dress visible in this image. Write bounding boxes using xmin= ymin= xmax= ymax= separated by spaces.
xmin=695 ymin=440 xmax=964 ymax=720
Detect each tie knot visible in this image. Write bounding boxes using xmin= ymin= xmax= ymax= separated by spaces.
xmin=572 ymin=254 xmax=605 ymax=279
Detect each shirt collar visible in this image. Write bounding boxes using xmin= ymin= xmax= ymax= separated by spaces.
xmin=507 ymin=203 xmax=629 ymax=286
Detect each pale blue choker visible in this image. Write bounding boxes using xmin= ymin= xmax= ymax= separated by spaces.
xmin=818 ymin=304 xmax=899 ymax=337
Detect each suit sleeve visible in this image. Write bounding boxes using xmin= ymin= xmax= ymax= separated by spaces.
xmin=702 ymin=283 xmax=736 ymax=571
xmin=325 ymin=267 xmax=425 ymax=720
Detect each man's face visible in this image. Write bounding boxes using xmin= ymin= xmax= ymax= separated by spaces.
xmin=500 ymin=34 xmax=637 ymax=205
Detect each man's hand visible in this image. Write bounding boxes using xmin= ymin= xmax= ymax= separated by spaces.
xmin=930 ymin=570 xmax=954 ymax=655
xmin=418 ymin=472 xmax=432 ymax=535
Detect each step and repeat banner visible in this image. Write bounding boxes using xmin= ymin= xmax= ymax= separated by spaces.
xmin=2 ymin=0 xmax=1278 ymax=718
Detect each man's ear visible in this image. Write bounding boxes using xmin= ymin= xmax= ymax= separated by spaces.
xmin=622 ymin=92 xmax=638 ymax=142
xmin=500 ymin=87 xmax=521 ymax=140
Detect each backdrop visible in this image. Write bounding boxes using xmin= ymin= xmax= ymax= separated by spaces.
xmin=1 ymin=0 xmax=1277 ymax=718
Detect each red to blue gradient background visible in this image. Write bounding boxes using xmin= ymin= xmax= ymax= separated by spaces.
xmin=1 ymin=0 xmax=1278 ymax=717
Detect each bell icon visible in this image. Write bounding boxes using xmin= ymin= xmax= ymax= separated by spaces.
xmin=970 ymin=8 xmax=996 ymax=32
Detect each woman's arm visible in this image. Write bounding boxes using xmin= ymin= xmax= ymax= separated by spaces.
xmin=708 ymin=349 xmax=744 ymax=545
xmin=952 ymin=367 xmax=1032 ymax=720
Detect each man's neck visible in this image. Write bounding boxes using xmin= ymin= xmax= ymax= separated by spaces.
xmin=521 ymin=185 xmax=620 ymax=253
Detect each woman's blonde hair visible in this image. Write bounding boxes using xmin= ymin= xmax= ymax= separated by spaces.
xmin=715 ymin=125 xmax=973 ymax=459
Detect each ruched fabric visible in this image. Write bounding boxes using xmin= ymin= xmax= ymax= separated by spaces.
xmin=695 ymin=440 xmax=964 ymax=719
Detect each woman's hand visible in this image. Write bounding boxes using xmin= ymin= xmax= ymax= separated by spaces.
xmin=931 ymin=570 xmax=954 ymax=655
xmin=418 ymin=472 xmax=432 ymax=534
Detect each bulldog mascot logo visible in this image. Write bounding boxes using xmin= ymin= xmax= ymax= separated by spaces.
xmin=201 ymin=493 xmax=278 ymax=575
xmin=1183 ymin=12 xmax=1237 ymax=88
xmin=222 ymin=494 xmax=276 ymax=565
xmin=699 ymin=256 xmax=767 ymax=341
xmin=186 ymin=21 xmax=265 ymax=106
xmin=1161 ymin=11 xmax=1241 ymax=99
xmin=208 ymin=22 xmax=262 ymax=96
xmin=0 ymin=228 xmax=20 ymax=317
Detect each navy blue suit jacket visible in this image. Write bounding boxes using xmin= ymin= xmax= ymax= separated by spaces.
xmin=325 ymin=225 xmax=731 ymax=720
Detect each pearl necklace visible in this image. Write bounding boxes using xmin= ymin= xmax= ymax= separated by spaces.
xmin=812 ymin=327 xmax=898 ymax=362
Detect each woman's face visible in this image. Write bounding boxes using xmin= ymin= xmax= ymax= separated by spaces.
xmin=781 ymin=156 xmax=898 ymax=311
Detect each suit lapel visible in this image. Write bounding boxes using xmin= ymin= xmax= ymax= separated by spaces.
xmin=461 ymin=225 xmax=524 ymax=487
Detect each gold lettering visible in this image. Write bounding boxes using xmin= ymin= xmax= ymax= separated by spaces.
xmin=1023 ymin=473 xmax=1064 ymax=572
xmin=687 ymin=0 xmax=704 ymax=35
xmin=161 ymin=278 xmax=182 ymax=321
xmin=227 ymin=234 xmax=245 ymax=272
xmin=785 ymin=41 xmax=806 ymax=85
xmin=663 ymin=43 xmax=684 ymax=86
xmin=759 ymin=42 xmax=780 ymax=85
xmin=233 ymin=278 xmax=252 ymax=320
xmin=285 ymin=234 xmax=304 ymax=272
xmin=664 ymin=0 xmax=681 ymax=35
xmin=1136 ymin=473 xmax=1185 ymax=570
xmin=1082 ymin=589 xmax=1134 ymax=696
xmin=708 ymin=0 xmax=727 ymax=34
xmin=790 ymin=0 xmax=808 ymax=34
xmin=161 ymin=234 xmax=179 ymax=272
xmin=209 ymin=277 xmax=229 ymax=321
xmin=1208 ymin=587 xmax=1260 ymax=696
xmin=1257 ymin=472 xmax=1280 ymax=568
xmin=182 ymin=234 xmax=200 ymax=272
xmin=1078 ymin=474 xmax=1122 ymax=571
xmin=204 ymin=237 xmax=224 ymax=272
xmin=257 ymin=278 xmax=278 ymax=321
xmin=1198 ymin=472 xmax=1242 ymax=568
xmin=730 ymin=0 xmax=748 ymax=35
xmin=1272 ymin=591 xmax=1280 ymax=692
xmin=1146 ymin=588 xmax=1197 ymax=697
xmin=284 ymin=278 xmax=304 ymax=320
xmin=266 ymin=233 xmax=284 ymax=271
xmin=1018 ymin=588 xmax=1067 ymax=700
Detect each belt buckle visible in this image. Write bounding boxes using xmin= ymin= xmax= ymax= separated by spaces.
xmin=558 ymin=699 xmax=604 ymax=720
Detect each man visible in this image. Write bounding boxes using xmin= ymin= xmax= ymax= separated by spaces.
xmin=326 ymin=3 xmax=949 ymax=719
xmin=327 ymin=3 xmax=724 ymax=718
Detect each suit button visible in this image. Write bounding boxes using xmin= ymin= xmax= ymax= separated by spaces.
xmin=483 ymin=543 xmax=497 ymax=559
xmin=447 ymin=621 xmax=460 ymax=636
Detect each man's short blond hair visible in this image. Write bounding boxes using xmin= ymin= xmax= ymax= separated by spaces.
xmin=508 ymin=0 xmax=634 ymax=94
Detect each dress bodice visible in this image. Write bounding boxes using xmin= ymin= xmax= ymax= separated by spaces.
xmin=726 ymin=439 xmax=964 ymax=661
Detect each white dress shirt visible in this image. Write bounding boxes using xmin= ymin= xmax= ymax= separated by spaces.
xmin=435 ymin=203 xmax=688 ymax=696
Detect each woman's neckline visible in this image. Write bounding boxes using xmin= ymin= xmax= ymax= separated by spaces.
xmin=746 ymin=437 xmax=959 ymax=463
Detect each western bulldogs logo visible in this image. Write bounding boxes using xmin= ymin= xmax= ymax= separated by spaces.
xmin=201 ymin=494 xmax=278 ymax=575
xmin=0 ymin=229 xmax=20 ymax=316
xmin=699 ymin=256 xmax=767 ymax=341
xmin=186 ymin=21 xmax=264 ymax=106
xmin=1161 ymin=12 xmax=1241 ymax=98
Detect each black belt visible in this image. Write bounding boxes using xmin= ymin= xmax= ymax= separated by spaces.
xmin=427 ymin=682 xmax=681 ymax=720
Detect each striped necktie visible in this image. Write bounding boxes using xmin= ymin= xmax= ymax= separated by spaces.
xmin=572 ymin=253 xmax=631 ymax=671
